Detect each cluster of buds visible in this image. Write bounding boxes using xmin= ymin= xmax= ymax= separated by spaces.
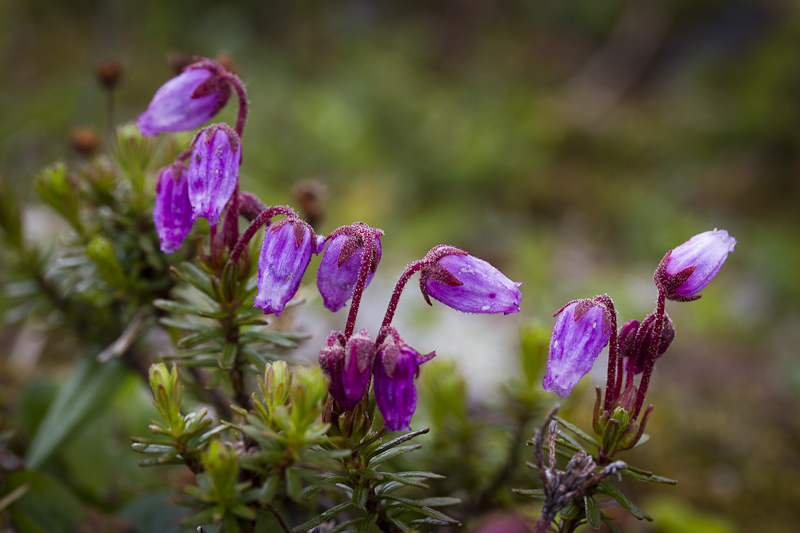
xmin=319 ymin=244 xmax=522 ymax=432
xmin=139 ymin=58 xmax=523 ymax=433
xmin=542 ymin=229 xmax=736 ymax=461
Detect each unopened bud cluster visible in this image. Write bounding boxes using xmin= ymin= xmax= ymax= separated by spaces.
xmin=542 ymin=229 xmax=736 ymax=461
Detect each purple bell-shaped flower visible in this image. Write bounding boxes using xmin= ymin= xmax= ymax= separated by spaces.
xmin=658 ymin=228 xmax=736 ymax=301
xmin=153 ymin=162 xmax=193 ymax=254
xmin=316 ymin=223 xmax=383 ymax=312
xmin=340 ymin=330 xmax=377 ymax=409
xmin=543 ymin=299 xmax=612 ymax=398
xmin=419 ymin=246 xmax=521 ymax=315
xmin=137 ymin=60 xmax=231 ymax=137
xmin=318 ymin=330 xmax=376 ymax=410
xmin=187 ymin=123 xmax=241 ymax=226
xmin=374 ymin=328 xmax=435 ymax=432
xmin=254 ymin=217 xmax=315 ymax=316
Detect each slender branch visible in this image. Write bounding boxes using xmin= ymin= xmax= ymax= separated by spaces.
xmin=229 ymin=205 xmax=298 ymax=263
xmin=225 ymin=73 xmax=249 ymax=138
xmin=343 ymin=226 xmax=377 ymax=339
xmin=375 ymin=260 xmax=427 ymax=345
xmin=264 ymin=501 xmax=292 ymax=533
xmin=634 ymin=290 xmax=665 ymax=418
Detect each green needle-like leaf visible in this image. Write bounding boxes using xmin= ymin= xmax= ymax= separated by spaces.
xmin=597 ymin=481 xmax=648 ymax=520
xmin=554 ymin=416 xmax=600 ymax=447
xmin=584 ymin=495 xmax=602 ymax=531
xmin=292 ymin=502 xmax=354 ymax=532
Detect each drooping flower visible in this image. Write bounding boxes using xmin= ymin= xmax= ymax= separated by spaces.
xmin=254 ymin=218 xmax=315 ymax=316
xmin=316 ymin=223 xmax=382 ymax=312
xmin=137 ymin=61 xmax=231 ymax=137
xmin=625 ymin=313 xmax=675 ymax=375
xmin=340 ymin=330 xmax=377 ymax=409
xmin=318 ymin=332 xmax=347 ymax=407
xmin=419 ymin=246 xmax=521 ymax=315
xmin=374 ymin=328 xmax=435 ymax=432
xmin=318 ymin=330 xmax=376 ymax=410
xmin=662 ymin=228 xmax=736 ymax=299
xmin=187 ymin=124 xmax=241 ymax=226
xmin=543 ymin=299 xmax=611 ymax=398
xmin=153 ymin=162 xmax=193 ymax=254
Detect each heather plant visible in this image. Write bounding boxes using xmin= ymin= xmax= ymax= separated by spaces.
xmin=0 ymin=56 xmax=736 ymax=533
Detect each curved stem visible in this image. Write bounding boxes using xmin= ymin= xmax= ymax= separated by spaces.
xmin=223 ymin=183 xmax=240 ymax=250
xmin=229 ymin=205 xmax=298 ymax=263
xmin=343 ymin=227 xmax=377 ymax=339
xmin=375 ymin=260 xmax=427 ymax=345
xmin=263 ymin=501 xmax=291 ymax=533
xmin=634 ymin=290 xmax=665 ymax=418
xmin=597 ymin=296 xmax=619 ymax=413
xmin=225 ymin=73 xmax=249 ymax=138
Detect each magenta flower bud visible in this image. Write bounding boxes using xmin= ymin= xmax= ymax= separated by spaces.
xmin=153 ymin=162 xmax=193 ymax=254
xmin=420 ymin=246 xmax=521 ymax=315
xmin=659 ymin=228 xmax=736 ymax=300
xmin=137 ymin=62 xmax=231 ymax=137
xmin=318 ymin=332 xmax=347 ymax=407
xmin=626 ymin=313 xmax=675 ymax=375
xmin=316 ymin=223 xmax=382 ymax=312
xmin=339 ymin=330 xmax=377 ymax=409
xmin=254 ymin=218 xmax=315 ymax=316
xmin=187 ymin=124 xmax=241 ymax=226
xmin=374 ymin=328 xmax=435 ymax=432
xmin=617 ymin=319 xmax=640 ymax=359
xmin=543 ymin=299 xmax=611 ymax=398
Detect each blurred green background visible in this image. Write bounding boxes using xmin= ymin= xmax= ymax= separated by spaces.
xmin=2 ymin=0 xmax=800 ymax=531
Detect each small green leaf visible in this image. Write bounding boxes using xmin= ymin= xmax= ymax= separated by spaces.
xmin=554 ymin=416 xmax=599 ymax=447
xmin=158 ymin=317 xmax=208 ymax=331
xmin=292 ymin=502 xmax=354 ymax=532
xmin=411 ymin=497 xmax=460 ymax=507
xmin=512 ymin=488 xmax=545 ymax=499
xmin=328 ymin=518 xmax=363 ymax=533
xmin=555 ymin=436 xmax=583 ymax=453
xmin=620 ymin=467 xmax=678 ymax=485
xmin=259 ymin=476 xmax=279 ymax=503
xmin=358 ymin=513 xmax=377 ymax=533
xmin=177 ymin=328 xmax=225 ymax=349
xmin=152 ymin=299 xmax=211 ymax=315
xmin=602 ymin=517 xmax=623 ymax=533
xmin=205 ymin=369 xmax=229 ymax=389
xmin=369 ymin=444 xmax=421 ymax=467
xmin=130 ymin=443 xmax=176 ymax=454
xmin=597 ymin=481 xmax=647 ymax=520
xmin=174 ymin=262 xmax=215 ymax=297
xmin=219 ymin=342 xmax=238 ymax=370
xmin=352 ymin=486 xmax=369 ymax=510
xmin=559 ymin=503 xmax=579 ymax=519
xmin=370 ymin=428 xmax=430 ymax=457
xmin=584 ymin=496 xmax=601 ymax=531
xmin=285 ymin=467 xmax=303 ymax=502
